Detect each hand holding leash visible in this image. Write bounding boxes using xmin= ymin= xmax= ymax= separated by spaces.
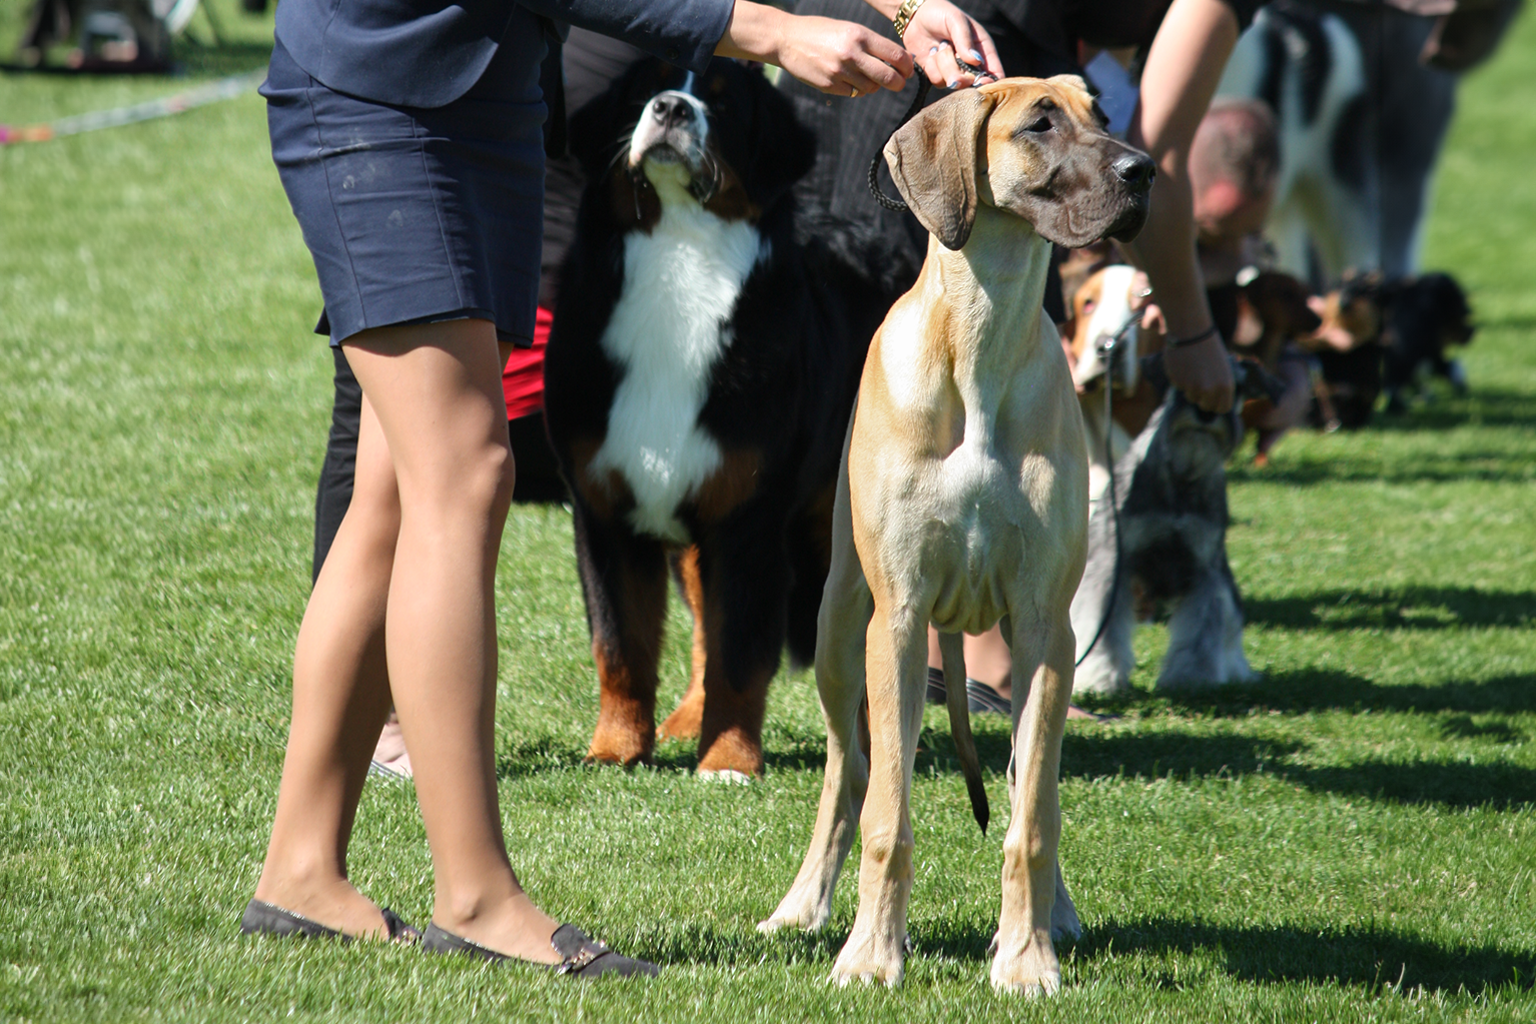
xmin=717 ymin=2 xmax=914 ymax=97
xmin=892 ymin=0 xmax=1003 ymax=88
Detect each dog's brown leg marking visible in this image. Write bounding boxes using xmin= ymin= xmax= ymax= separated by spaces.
xmin=691 ymin=550 xmax=769 ymax=777
xmin=585 ymin=542 xmax=668 ymax=768
xmin=696 ymin=670 xmax=770 ymax=777
xmin=657 ymin=545 xmax=707 ymax=742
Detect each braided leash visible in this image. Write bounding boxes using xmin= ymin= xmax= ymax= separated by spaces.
xmin=867 ymin=77 xmax=932 ymax=212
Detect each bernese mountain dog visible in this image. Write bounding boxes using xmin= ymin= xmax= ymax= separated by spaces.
xmin=543 ymin=59 xmax=904 ymax=779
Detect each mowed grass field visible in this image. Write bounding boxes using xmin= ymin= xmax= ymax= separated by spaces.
xmin=2 ymin=6 xmax=1534 ymax=1021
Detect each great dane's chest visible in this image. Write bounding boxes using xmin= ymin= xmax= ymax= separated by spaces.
xmin=587 ymin=206 xmax=765 ymax=543
xmin=851 ymin=341 xmax=1089 ymax=634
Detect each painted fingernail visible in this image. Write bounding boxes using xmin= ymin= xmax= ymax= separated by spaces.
xmin=969 ymin=48 xmax=985 ymax=62
xmin=930 ymin=44 xmax=939 ymax=53
xmin=938 ymin=39 xmax=951 ymax=48
xmin=947 ymin=79 xmax=958 ymax=89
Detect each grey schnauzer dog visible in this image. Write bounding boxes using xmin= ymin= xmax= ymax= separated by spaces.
xmin=1071 ymin=359 xmax=1279 ymax=694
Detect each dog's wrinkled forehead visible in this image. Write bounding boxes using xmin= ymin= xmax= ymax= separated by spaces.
xmin=982 ymin=75 xmax=1106 ymax=139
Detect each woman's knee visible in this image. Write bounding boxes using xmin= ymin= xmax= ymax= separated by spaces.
xmin=415 ymin=436 xmax=515 ymax=525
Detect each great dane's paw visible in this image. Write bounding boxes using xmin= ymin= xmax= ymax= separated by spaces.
xmin=990 ymin=966 xmax=1062 ymax=998
xmin=697 ymin=768 xmax=753 ymax=784
xmin=991 ymin=930 xmax=1062 ymax=996
xmin=830 ymin=933 xmax=904 ymax=987
xmin=758 ymin=886 xmax=833 ymax=934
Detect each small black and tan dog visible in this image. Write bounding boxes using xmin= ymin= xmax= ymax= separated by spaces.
xmin=543 ymin=59 xmax=901 ymax=778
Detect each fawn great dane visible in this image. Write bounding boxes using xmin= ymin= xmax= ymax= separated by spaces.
xmin=759 ymin=76 xmax=1153 ymax=994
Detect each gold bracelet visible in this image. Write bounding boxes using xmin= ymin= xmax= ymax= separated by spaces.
xmin=892 ymin=0 xmax=927 ymax=38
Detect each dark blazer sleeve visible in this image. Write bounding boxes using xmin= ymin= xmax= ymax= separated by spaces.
xmin=517 ymin=0 xmax=731 ymax=74
xmin=276 ymin=0 xmax=731 ymax=109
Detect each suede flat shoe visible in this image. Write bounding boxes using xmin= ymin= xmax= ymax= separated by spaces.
xmin=239 ymin=899 xmax=421 ymax=943
xmin=423 ymin=922 xmax=660 ymax=978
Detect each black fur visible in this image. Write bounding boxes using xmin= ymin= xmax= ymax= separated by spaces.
xmin=1382 ymin=272 xmax=1475 ymax=413
xmin=543 ymin=59 xmax=900 ymax=766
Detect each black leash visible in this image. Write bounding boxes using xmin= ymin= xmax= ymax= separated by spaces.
xmin=868 ymin=54 xmax=993 ymax=212
xmin=1075 ymin=309 xmax=1142 ymax=668
xmin=867 ymin=77 xmax=931 ymax=212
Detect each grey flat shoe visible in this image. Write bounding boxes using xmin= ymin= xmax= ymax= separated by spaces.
xmin=423 ymin=922 xmax=660 ymax=978
xmin=965 ymin=678 xmax=1013 ymax=715
xmin=239 ymin=899 xmax=420 ymax=943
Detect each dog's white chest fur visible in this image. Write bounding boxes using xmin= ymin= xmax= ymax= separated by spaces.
xmin=589 ymin=200 xmax=762 ymax=542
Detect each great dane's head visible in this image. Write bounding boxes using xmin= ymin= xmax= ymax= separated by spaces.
xmin=884 ymin=76 xmax=1154 ymax=251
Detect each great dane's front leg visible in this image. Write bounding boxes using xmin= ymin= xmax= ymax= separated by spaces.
xmin=831 ymin=601 xmax=927 ymax=986
xmin=992 ymin=617 xmax=1074 ymax=996
xmin=760 ymin=451 xmax=870 ymax=933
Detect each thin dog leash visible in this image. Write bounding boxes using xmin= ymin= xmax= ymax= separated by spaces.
xmin=867 ymin=54 xmax=989 ymax=211
xmin=868 ymin=77 xmax=931 ymax=211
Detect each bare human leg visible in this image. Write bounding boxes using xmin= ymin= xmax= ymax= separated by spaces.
xmin=254 ymin=319 xmax=561 ymax=962
xmin=253 ymin=382 xmax=402 ymax=938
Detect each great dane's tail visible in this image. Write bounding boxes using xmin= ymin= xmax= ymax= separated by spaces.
xmin=938 ymin=631 xmax=989 ymax=834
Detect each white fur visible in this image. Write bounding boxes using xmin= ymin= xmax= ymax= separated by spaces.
xmin=1218 ymin=10 xmax=1370 ymax=280
xmin=588 ymin=175 xmax=763 ymax=543
xmin=1072 ymin=265 xmax=1140 ymax=503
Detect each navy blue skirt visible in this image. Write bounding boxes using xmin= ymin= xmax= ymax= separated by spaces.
xmin=261 ymin=35 xmax=548 ymax=347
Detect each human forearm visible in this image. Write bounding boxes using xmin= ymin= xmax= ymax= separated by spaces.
xmin=1124 ymin=0 xmax=1238 ymax=337
xmin=717 ymin=0 xmax=912 ymax=94
xmin=1124 ymin=0 xmax=1239 ymax=411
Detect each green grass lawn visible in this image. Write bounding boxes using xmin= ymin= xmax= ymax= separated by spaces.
xmin=2 ymin=7 xmax=1534 ymax=1022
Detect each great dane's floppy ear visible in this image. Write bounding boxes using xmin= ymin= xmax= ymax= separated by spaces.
xmin=884 ymin=89 xmax=997 ymax=251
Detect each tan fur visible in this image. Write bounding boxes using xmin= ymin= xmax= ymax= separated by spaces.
xmin=759 ymin=77 xmax=1153 ymax=995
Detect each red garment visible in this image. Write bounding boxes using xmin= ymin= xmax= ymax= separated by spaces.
xmin=503 ymin=305 xmax=550 ymax=420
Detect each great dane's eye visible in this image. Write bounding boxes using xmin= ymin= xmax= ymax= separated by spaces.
xmin=1021 ymin=116 xmax=1053 ymax=135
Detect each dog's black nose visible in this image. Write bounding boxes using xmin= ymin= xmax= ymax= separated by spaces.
xmin=651 ymin=93 xmax=692 ymax=128
xmin=1113 ymin=153 xmax=1156 ymax=192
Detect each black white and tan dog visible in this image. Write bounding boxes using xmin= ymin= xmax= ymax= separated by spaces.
xmin=761 ymin=76 xmax=1154 ymax=993
xmin=1071 ymin=358 xmax=1279 ymax=695
xmin=1217 ymin=0 xmax=1518 ymax=284
xmin=542 ymin=59 xmax=899 ymax=779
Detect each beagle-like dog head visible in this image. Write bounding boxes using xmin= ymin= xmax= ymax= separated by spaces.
xmin=883 ymin=76 xmax=1155 ymax=252
xmin=1067 ymin=264 xmax=1148 ymax=395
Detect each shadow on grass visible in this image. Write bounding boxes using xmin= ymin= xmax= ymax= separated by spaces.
xmin=1053 ymin=728 xmax=1535 ymax=809
xmin=653 ymin=917 xmax=1534 ymax=996
xmin=1280 ymin=758 xmax=1536 ymax=810
xmin=1056 ymin=731 xmax=1302 ymax=782
xmin=1154 ymin=668 xmax=1536 ymax=716
xmin=1070 ymin=916 xmax=1536 ymax=995
xmin=1245 ymin=585 xmax=1535 ymax=631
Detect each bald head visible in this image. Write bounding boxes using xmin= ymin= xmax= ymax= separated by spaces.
xmin=1190 ymin=99 xmax=1280 ymax=247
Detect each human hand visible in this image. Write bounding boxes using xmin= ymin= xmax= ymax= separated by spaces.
xmin=1163 ymin=332 xmax=1234 ymax=413
xmin=719 ymin=2 xmax=914 ymax=97
xmin=781 ymin=14 xmax=915 ymax=95
xmin=898 ymin=0 xmax=1004 ymax=87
